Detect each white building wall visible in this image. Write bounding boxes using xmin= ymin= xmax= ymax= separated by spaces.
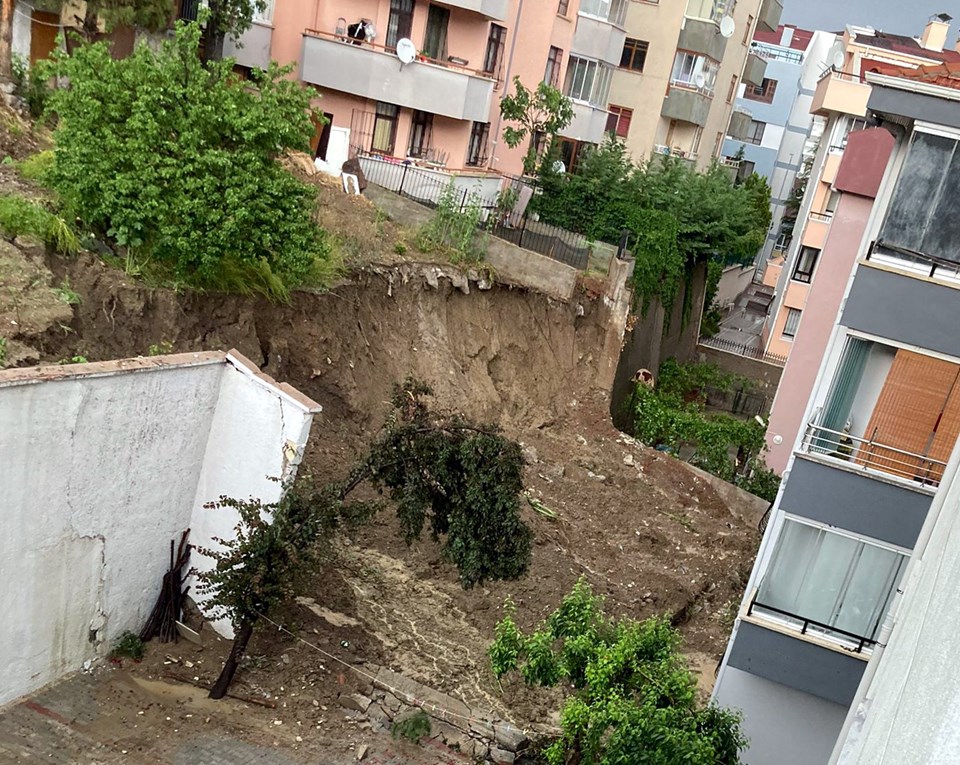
xmin=12 ymin=2 xmax=31 ymax=64
xmin=0 ymin=352 xmax=319 ymax=705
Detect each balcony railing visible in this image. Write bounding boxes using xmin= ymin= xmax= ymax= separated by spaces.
xmin=809 ymin=211 xmax=833 ymax=223
xmin=750 ymin=41 xmax=802 ymax=64
xmin=800 ymin=422 xmax=948 ymax=487
xmin=699 ymin=335 xmax=787 ymax=366
xmin=748 ymin=595 xmax=878 ymax=654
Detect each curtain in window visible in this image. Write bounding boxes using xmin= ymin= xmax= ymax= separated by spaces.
xmin=821 ymin=337 xmax=872 ymax=434
xmin=758 ymin=521 xmax=906 ymax=642
xmin=386 ymin=0 xmax=415 ymax=48
xmin=422 ymin=5 xmax=449 ymax=60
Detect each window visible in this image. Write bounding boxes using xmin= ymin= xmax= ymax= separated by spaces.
xmin=744 ymin=77 xmax=777 ymax=104
xmin=756 ymin=519 xmax=907 ymax=646
xmin=606 ymin=105 xmax=632 ymax=138
xmin=421 ymin=4 xmax=449 ymax=60
xmin=670 ymin=51 xmax=719 ymax=94
xmin=743 ymin=14 xmax=753 ymax=44
xmin=564 ymin=55 xmax=614 ymax=106
xmin=737 ymin=159 xmax=756 ymax=182
xmin=544 ymin=46 xmax=563 ymax=86
xmin=483 ymin=24 xmax=507 ymax=77
xmin=557 ymin=137 xmax=585 ymax=173
xmin=782 ymin=307 xmax=801 ymax=338
xmin=692 ymin=126 xmax=703 ymax=156
xmin=580 ymin=0 xmax=628 ymax=25
xmin=620 ymin=38 xmax=649 ymax=72
xmin=466 ymin=121 xmax=490 ymax=166
xmin=386 ymin=0 xmax=415 ymax=49
xmin=879 ymin=130 xmax=960 ymax=266
xmin=371 ymin=102 xmax=400 ymax=155
xmin=557 ymin=0 xmax=569 ymax=14
xmin=792 ymin=246 xmax=819 ymax=283
xmin=745 ymin=119 xmax=765 ymax=145
xmin=726 ymin=75 xmax=737 ymax=103
xmin=408 ymin=110 xmax=433 ymax=158
xmin=836 ymin=116 xmax=869 ymax=149
xmin=714 ymin=131 xmax=723 ymax=157
xmin=825 ymin=190 xmax=841 ymax=215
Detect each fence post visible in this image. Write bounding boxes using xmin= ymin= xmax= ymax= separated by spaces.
xmin=519 ymin=216 xmax=526 ymax=250
xmin=399 ymin=163 xmax=409 ymax=197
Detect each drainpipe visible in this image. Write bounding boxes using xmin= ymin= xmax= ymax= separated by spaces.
xmin=829 ymin=443 xmax=960 ymax=764
xmin=488 ymin=0 xmax=523 ymax=171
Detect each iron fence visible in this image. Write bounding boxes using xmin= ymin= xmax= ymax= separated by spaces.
xmin=703 ymin=385 xmax=768 ymax=417
xmin=357 ymin=154 xmax=591 ymax=269
xmin=699 ymin=336 xmax=787 ymax=367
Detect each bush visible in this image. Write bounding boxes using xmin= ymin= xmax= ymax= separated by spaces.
xmin=490 ymin=579 xmax=747 ymax=764
xmin=416 ymin=181 xmax=486 ymax=264
xmin=43 ymin=22 xmax=337 ymax=299
xmin=109 ymin=631 xmax=145 ymax=661
xmin=0 ymin=195 xmax=79 ymax=254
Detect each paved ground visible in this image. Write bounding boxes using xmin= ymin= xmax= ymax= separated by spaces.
xmin=0 ymin=672 xmax=469 ymax=765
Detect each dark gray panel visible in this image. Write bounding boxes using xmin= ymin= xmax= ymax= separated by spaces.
xmin=842 ymin=266 xmax=960 ymax=360
xmin=728 ymin=621 xmax=866 ymax=706
xmin=782 ymin=457 xmax=932 ymax=548
xmin=869 ymin=85 xmax=960 ymax=131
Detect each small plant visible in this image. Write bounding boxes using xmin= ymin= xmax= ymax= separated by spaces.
xmin=391 ymin=710 xmax=432 ymax=743
xmin=54 ymin=278 xmax=82 ymax=305
xmin=0 ymin=337 xmax=7 ymax=367
xmin=148 ymin=340 xmax=174 ymax=356
xmin=393 ymin=241 xmax=408 ymax=256
xmin=417 ymin=181 xmax=486 ymax=264
xmin=11 ymin=55 xmax=51 ymax=120
xmin=488 ymin=185 xmax=519 ymax=228
xmin=109 ymin=631 xmax=145 ymax=661
xmin=58 ymin=355 xmax=89 ymax=365
xmin=18 ymin=150 xmax=55 ymax=185
xmin=0 ymin=196 xmax=80 ymax=255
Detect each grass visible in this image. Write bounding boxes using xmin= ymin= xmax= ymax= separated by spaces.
xmin=0 ymin=195 xmax=79 ymax=255
xmin=0 ymin=337 xmax=6 ymax=367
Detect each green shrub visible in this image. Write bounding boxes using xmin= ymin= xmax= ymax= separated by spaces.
xmin=0 ymin=195 xmax=79 ymax=254
xmin=109 ymin=631 xmax=145 ymax=661
xmin=417 ymin=181 xmax=486 ymax=264
xmin=43 ymin=22 xmax=338 ymax=300
xmin=12 ymin=54 xmax=51 ymax=120
xmin=0 ymin=337 xmax=7 ymax=367
xmin=18 ymin=150 xmax=55 ymax=185
xmin=391 ymin=710 xmax=432 ymax=743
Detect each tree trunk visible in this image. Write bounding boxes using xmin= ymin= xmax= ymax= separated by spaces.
xmin=0 ymin=0 xmax=14 ymax=81
xmin=201 ymin=0 xmax=225 ymax=62
xmin=209 ymin=620 xmax=255 ymax=699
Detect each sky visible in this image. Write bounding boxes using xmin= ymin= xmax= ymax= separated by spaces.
xmin=782 ymin=0 xmax=960 ymax=39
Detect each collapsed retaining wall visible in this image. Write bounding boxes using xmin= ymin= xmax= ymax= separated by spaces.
xmin=0 ymin=351 xmax=319 ymax=705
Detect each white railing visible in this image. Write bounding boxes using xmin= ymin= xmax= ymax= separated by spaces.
xmin=719 ymin=156 xmax=741 ymax=168
xmin=800 ymin=423 xmax=947 ymax=487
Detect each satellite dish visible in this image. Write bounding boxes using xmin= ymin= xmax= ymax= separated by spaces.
xmin=695 ymin=72 xmax=707 ymax=89
xmin=828 ymin=43 xmax=845 ymax=69
xmin=719 ymin=16 xmax=736 ymax=38
xmin=396 ymin=38 xmax=416 ymax=65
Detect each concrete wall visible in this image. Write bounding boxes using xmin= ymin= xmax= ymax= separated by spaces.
xmin=0 ymin=352 xmax=320 ymax=705
xmin=697 ymin=344 xmax=783 ymax=403
xmin=717 ymin=665 xmax=848 ymax=765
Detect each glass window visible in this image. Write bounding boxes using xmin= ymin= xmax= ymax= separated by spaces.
xmin=756 ymin=519 xmax=907 ymax=645
xmin=580 ymin=0 xmax=628 ymax=25
xmin=386 ymin=0 xmax=415 ymax=49
xmin=620 ymin=38 xmax=649 ymax=72
xmin=483 ymin=24 xmax=507 ymax=77
xmin=744 ymin=77 xmax=777 ymax=104
xmin=782 ymin=307 xmax=801 ymax=338
xmin=670 ymin=51 xmax=719 ymax=94
xmin=793 ymin=246 xmax=819 ymax=283
xmin=745 ymin=119 xmax=765 ymax=145
xmin=372 ymin=102 xmax=400 ymax=155
xmin=466 ymin=122 xmax=490 ymax=166
xmin=421 ymin=4 xmax=449 ymax=60
xmin=564 ymin=56 xmax=613 ymax=106
xmin=544 ymin=46 xmax=563 ymax=86
xmin=557 ymin=0 xmax=569 ymax=14
xmin=408 ymin=110 xmax=433 ymax=158
xmin=606 ymin=105 xmax=632 ymax=138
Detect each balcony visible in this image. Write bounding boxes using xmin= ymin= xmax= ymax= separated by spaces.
xmin=661 ymin=85 xmax=712 ymax=127
xmin=757 ymin=0 xmax=783 ymax=33
xmin=821 ymin=149 xmax=843 ymax=185
xmin=743 ymin=52 xmax=767 ymax=86
xmin=572 ymin=12 xmax=628 ymax=67
xmin=223 ymin=21 xmax=272 ymax=70
xmin=442 ymin=0 xmax=508 ymax=20
xmin=300 ymin=31 xmax=494 ymax=123
xmin=801 ymin=214 xmax=830 ymax=248
xmin=812 ymin=68 xmax=870 ymax=117
xmin=560 ymin=101 xmax=609 ymax=145
xmin=677 ymin=17 xmax=727 ymax=61
xmin=727 ymin=108 xmax=752 ymax=140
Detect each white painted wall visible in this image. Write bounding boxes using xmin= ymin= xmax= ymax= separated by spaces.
xmin=12 ymin=1 xmax=31 ymax=64
xmin=0 ymin=352 xmax=319 ymax=705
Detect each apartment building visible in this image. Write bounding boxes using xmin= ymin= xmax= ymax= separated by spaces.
xmin=607 ymin=0 xmax=782 ymax=171
xmin=712 ymin=58 xmax=960 ymax=765
xmin=761 ymin=14 xmax=960 ymax=472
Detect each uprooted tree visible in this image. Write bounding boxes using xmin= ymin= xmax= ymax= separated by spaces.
xmin=490 ymin=579 xmax=747 ymax=764
xmin=196 ymin=378 xmax=532 ymax=698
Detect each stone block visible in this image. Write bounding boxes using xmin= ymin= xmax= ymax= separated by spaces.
xmin=339 ymin=693 xmax=372 ymax=714
xmin=490 ymin=746 xmax=516 ymax=764
xmin=493 ymin=721 xmax=529 ymax=752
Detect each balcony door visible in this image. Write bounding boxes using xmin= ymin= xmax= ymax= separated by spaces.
xmin=386 ymin=0 xmax=415 ymax=49
xmin=422 ymin=5 xmax=449 ymax=61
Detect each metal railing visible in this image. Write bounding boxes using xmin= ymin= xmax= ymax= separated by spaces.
xmin=357 ymin=155 xmax=591 ymax=270
xmin=698 ymin=336 xmax=788 ymax=366
xmin=748 ymin=597 xmax=877 ymax=653
xmin=809 ymin=211 xmax=834 ymax=223
xmin=750 ymin=42 xmax=803 ymax=65
xmin=800 ymin=422 xmax=948 ymax=487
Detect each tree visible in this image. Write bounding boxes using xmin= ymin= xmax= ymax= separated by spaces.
xmin=202 ymin=0 xmax=267 ymax=62
xmin=499 ymin=77 xmax=574 ymax=176
xmin=197 ymin=379 xmax=532 ymax=697
xmin=43 ymin=21 xmax=336 ymax=300
xmin=490 ymin=579 xmax=747 ymax=764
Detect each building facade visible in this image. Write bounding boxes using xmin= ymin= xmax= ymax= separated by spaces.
xmin=762 ymin=13 xmax=960 ymax=471
xmin=712 ymin=56 xmax=960 ymax=765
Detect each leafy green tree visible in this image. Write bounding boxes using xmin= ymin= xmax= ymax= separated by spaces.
xmin=499 ymin=77 xmax=574 ymax=176
xmin=202 ymin=0 xmax=267 ymax=62
xmin=197 ymin=379 xmax=532 ymax=697
xmin=43 ymin=22 xmax=335 ymax=299
xmin=490 ymin=579 xmax=747 ymax=764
